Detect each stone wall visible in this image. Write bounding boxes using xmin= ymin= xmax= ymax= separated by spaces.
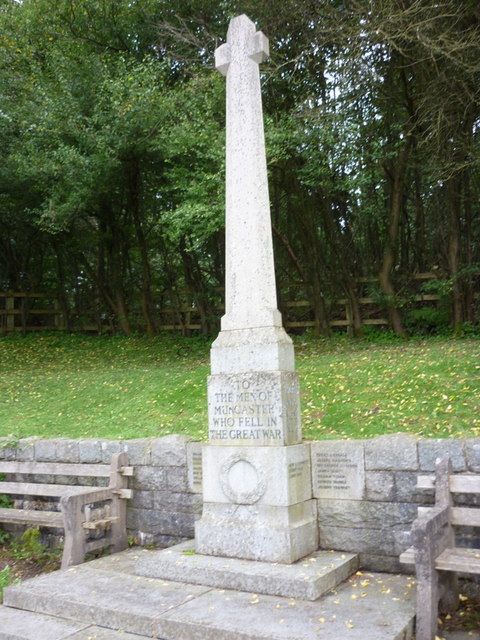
xmin=0 ymin=435 xmax=202 ymax=548
xmin=1 ymin=433 xmax=479 ymax=573
xmin=310 ymin=434 xmax=480 ymax=572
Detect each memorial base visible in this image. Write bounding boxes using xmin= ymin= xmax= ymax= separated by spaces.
xmin=195 ymin=500 xmax=318 ymax=564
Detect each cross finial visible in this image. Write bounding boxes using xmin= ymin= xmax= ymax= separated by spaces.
xmin=215 ymin=14 xmax=269 ymax=76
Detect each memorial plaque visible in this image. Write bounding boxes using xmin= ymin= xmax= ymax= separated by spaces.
xmin=311 ymin=441 xmax=365 ymax=500
xmin=207 ymin=372 xmax=301 ymax=446
xmin=187 ymin=442 xmax=203 ymax=494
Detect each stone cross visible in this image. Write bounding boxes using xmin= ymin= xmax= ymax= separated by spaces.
xmin=214 ymin=15 xmax=282 ymax=333
xmin=195 ymin=15 xmax=318 ymax=565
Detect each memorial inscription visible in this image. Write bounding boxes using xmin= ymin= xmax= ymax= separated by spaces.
xmin=208 ymin=371 xmax=301 ymax=445
xmin=311 ymin=442 xmax=365 ymax=500
xmin=192 ymin=452 xmax=203 ymax=486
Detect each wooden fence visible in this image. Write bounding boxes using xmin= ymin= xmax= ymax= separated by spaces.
xmin=0 ymin=273 xmax=458 ymax=335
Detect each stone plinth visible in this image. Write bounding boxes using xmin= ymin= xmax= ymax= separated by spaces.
xmin=196 ymin=444 xmax=318 ymax=562
xmin=196 ymin=501 xmax=318 ymax=564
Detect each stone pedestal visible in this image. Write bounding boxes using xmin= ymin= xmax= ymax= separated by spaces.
xmin=195 ymin=443 xmax=318 ymax=563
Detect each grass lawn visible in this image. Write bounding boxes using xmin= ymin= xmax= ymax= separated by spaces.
xmin=0 ymin=332 xmax=478 ymax=442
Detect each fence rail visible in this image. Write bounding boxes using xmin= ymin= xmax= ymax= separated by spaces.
xmin=0 ymin=273 xmax=463 ymax=335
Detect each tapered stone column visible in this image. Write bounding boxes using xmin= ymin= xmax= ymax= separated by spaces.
xmin=195 ymin=15 xmax=318 ymax=564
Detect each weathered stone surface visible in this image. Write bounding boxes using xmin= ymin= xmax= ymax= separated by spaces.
xmin=4 ymin=567 xmax=211 ymax=637
xmin=365 ymin=434 xmax=418 ymax=471
xmin=67 ymin=627 xmax=146 ymax=640
xmin=0 ymin=604 xmax=88 ymax=640
xmin=55 ymin=439 xmax=79 ymax=463
xmin=166 ymin=466 xmax=188 ymax=492
xmin=151 ymin=434 xmax=190 ymax=466
xmin=213 ymin=15 xmax=280 ymax=339
xmin=466 ymin=439 xmax=480 ymax=472
xmin=320 ymin=523 xmax=413 ymax=557
xmin=395 ymin=471 xmax=433 ymax=504
xmin=78 ymin=439 xmax=103 ymax=463
xmin=1 ymin=556 xmax=416 ymax=640
xmin=317 ymin=498 xmax=417 ymax=529
xmin=15 ymin=438 xmax=36 ymax=462
xmin=196 ymin=500 xmax=318 ymax=564
xmin=366 ymin=471 xmax=395 ymax=501
xmin=358 ymin=553 xmax=408 ymax=574
xmin=207 ymin=371 xmax=301 ymax=445
xmin=120 ymin=438 xmax=153 ymax=466
xmin=157 ymin=571 xmax=415 ymax=640
xmin=100 ymin=440 xmax=122 ymax=463
xmin=133 ymin=466 xmax=167 ymax=491
xmin=319 ymin=525 xmax=396 ymax=555
xmin=131 ymin=489 xmax=154 ymax=510
xmin=201 ymin=444 xmax=312 ymax=506
xmin=311 ymin=440 xmax=365 ymax=500
xmin=154 ymin=491 xmax=202 ymax=514
xmin=34 ymin=439 xmax=61 ymax=462
xmin=418 ymin=438 xmax=466 ymax=471
xmin=138 ymin=511 xmax=195 ymax=537
xmin=210 ymin=327 xmax=295 ymax=375
xmin=0 ymin=440 xmax=15 ymax=460
xmin=136 ymin=540 xmax=358 ymax=601
xmin=186 ymin=441 xmax=203 ymax=493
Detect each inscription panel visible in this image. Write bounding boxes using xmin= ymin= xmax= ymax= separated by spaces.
xmin=311 ymin=441 xmax=365 ymax=500
xmin=186 ymin=442 xmax=203 ymax=493
xmin=207 ymin=371 xmax=301 ymax=446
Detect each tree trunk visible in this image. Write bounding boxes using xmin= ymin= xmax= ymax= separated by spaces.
xmin=125 ymin=157 xmax=157 ymax=337
xmin=378 ymin=137 xmax=412 ymax=336
xmin=446 ymin=177 xmax=463 ymax=334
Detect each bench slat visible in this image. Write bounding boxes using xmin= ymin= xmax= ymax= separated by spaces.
xmin=399 ymin=546 xmax=415 ymax=565
xmin=417 ymin=505 xmax=480 ymax=527
xmin=83 ymin=517 xmax=119 ymax=530
xmin=0 ymin=461 xmax=111 ymax=477
xmin=0 ymin=507 xmax=64 ymax=527
xmin=450 ymin=506 xmax=480 ymax=527
xmin=86 ymin=537 xmax=113 ymax=553
xmin=0 ymin=482 xmax=94 ymax=497
xmin=436 ymin=548 xmax=480 ymax=574
xmin=417 ymin=474 xmax=480 ymax=494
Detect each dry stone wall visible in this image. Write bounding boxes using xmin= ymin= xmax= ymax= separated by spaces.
xmin=0 ymin=434 xmax=202 ymax=548
xmin=1 ymin=433 xmax=479 ymax=572
xmin=310 ymin=434 xmax=480 ymax=572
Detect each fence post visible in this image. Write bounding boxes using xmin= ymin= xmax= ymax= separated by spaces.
xmin=6 ymin=293 xmax=15 ymax=332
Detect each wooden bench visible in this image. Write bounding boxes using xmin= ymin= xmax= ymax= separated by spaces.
xmin=0 ymin=453 xmax=133 ymax=570
xmin=400 ymin=457 xmax=480 ymax=640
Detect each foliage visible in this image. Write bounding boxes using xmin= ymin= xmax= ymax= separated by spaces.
xmin=0 ymin=565 xmax=18 ymax=602
xmin=0 ymin=334 xmax=478 ymax=442
xmin=9 ymin=528 xmax=56 ymax=562
xmin=0 ymin=0 xmax=478 ymax=336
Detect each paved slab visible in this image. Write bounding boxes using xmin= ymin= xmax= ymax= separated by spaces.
xmin=442 ymin=633 xmax=480 ymax=640
xmin=155 ymin=571 xmax=416 ymax=640
xmin=3 ymin=556 xmax=415 ymax=640
xmin=0 ymin=605 xmax=149 ymax=640
xmin=0 ymin=605 xmax=88 ymax=640
xmin=135 ymin=540 xmax=359 ymax=600
xmin=3 ymin=566 xmax=211 ymax=637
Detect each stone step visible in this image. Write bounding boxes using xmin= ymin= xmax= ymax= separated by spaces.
xmin=134 ymin=540 xmax=360 ymax=600
xmin=3 ymin=557 xmax=416 ymax=639
xmin=0 ymin=604 xmax=145 ymax=640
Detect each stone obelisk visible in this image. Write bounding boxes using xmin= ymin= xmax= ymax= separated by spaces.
xmin=195 ymin=14 xmax=318 ymax=564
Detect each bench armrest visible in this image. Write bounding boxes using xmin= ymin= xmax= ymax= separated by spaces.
xmin=412 ymin=505 xmax=451 ymax=570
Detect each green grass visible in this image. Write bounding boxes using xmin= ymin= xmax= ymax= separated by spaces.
xmin=0 ymin=332 xmax=478 ymax=442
